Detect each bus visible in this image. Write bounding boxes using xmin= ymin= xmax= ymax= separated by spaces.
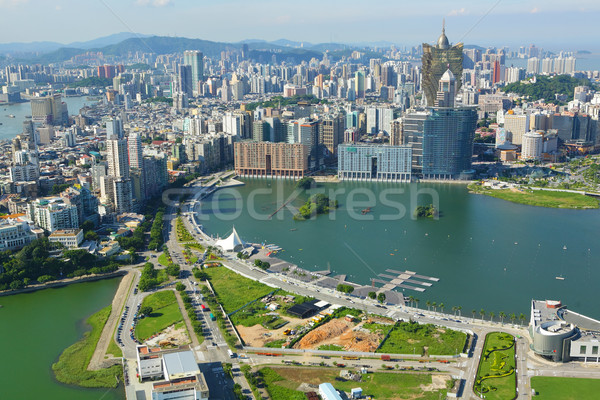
xmin=209 ymin=313 xmax=216 ymax=321
xmin=342 ymin=356 xmax=359 ymax=360
xmin=228 ymin=349 xmax=235 ymax=358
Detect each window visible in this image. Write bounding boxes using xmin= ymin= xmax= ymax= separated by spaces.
xmin=593 ymin=346 xmax=598 ymax=355
xmin=580 ymin=346 xmax=587 ymax=354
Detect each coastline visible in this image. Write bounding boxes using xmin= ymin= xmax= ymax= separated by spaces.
xmin=0 ymin=270 xmax=127 ymax=297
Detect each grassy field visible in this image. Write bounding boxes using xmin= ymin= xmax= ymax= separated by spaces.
xmin=318 ymin=344 xmax=344 ymax=351
xmin=530 ymin=377 xmax=600 ymax=399
xmin=106 ymin=336 xmax=122 ymax=358
xmin=204 ymin=267 xmax=273 ymax=313
xmin=377 ymin=321 xmax=467 ymax=355
xmin=52 ymin=306 xmax=122 ymax=388
xmin=260 ymin=367 xmax=449 ymax=400
xmin=474 ymin=332 xmax=516 ymax=400
xmin=158 ymin=252 xmax=171 ymax=267
xmin=135 ymin=291 xmax=184 ymax=341
xmin=469 ymin=183 xmax=599 ymax=209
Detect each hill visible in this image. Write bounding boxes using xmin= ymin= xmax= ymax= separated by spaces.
xmin=501 ymin=75 xmax=594 ymax=104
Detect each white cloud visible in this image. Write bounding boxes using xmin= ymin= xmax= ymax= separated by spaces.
xmin=135 ymin=0 xmax=172 ymax=6
xmin=0 ymin=0 xmax=28 ymax=8
xmin=530 ymin=7 xmax=540 ymax=13
xmin=448 ymin=8 xmax=467 ymax=16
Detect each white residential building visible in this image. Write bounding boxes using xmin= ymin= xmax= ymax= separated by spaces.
xmin=49 ymin=229 xmax=84 ymax=249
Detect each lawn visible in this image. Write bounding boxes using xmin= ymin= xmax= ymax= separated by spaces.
xmin=52 ymin=306 xmax=122 ymax=388
xmin=318 ymin=344 xmax=344 ymax=351
xmin=530 ymin=377 xmax=600 ymax=400
xmin=106 ymin=336 xmax=122 ymax=358
xmin=135 ymin=291 xmax=185 ymax=341
xmin=377 ymin=321 xmax=467 ymax=355
xmin=474 ymin=332 xmax=516 ymax=400
xmin=469 ymin=184 xmax=599 ymax=209
xmin=176 ymin=217 xmax=199 ymax=243
xmin=260 ymin=367 xmax=450 ymax=400
xmin=158 ymin=252 xmax=171 ymax=267
xmin=204 ymin=266 xmax=273 ymax=313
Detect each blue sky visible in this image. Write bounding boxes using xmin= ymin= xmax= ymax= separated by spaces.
xmin=1 ymin=0 xmax=599 ymax=50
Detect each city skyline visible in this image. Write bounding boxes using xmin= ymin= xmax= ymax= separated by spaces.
xmin=1 ymin=0 xmax=600 ymax=51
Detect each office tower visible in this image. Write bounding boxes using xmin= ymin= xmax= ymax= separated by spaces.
xmin=106 ymin=138 xmax=130 ymax=179
xmin=403 ymin=111 xmax=430 ymax=173
xmin=319 ymin=115 xmax=345 ymax=156
xmin=252 ymin=121 xmax=270 ymax=142
xmin=22 ymin=120 xmax=34 ymax=143
xmin=492 ymin=60 xmax=502 ymax=84
xmin=91 ymin=163 xmax=107 ymax=191
xmin=435 ymin=69 xmax=456 ymax=108
xmin=421 ymin=23 xmax=463 ymax=106
xmin=338 ymin=144 xmax=412 ymax=182
xmin=176 ymin=64 xmax=193 ymax=98
xmin=366 ymin=107 xmax=378 ymax=134
xmin=183 ymin=50 xmax=204 ymax=96
xmin=127 ymin=132 xmax=143 ymax=170
xmin=421 ymin=107 xmax=477 ymax=179
xmin=264 ymin=117 xmax=286 ymax=143
xmin=355 ymin=70 xmax=365 ymax=98
xmin=390 ymin=119 xmax=404 ymax=146
xmin=241 ymin=44 xmax=249 ymax=59
xmin=31 ymin=94 xmax=65 ymax=125
xmin=38 ymin=126 xmax=55 ymax=145
xmin=234 ymin=142 xmax=309 ymax=178
xmin=106 ymin=117 xmax=123 ymax=139
xmin=503 ymin=113 xmax=530 ymax=145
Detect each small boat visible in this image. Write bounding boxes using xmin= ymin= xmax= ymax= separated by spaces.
xmin=290 ymin=228 xmax=297 ymax=231
xmin=7 ymin=114 xmax=15 ymax=118
xmin=556 ymin=276 xmax=565 ymax=280
xmin=563 ymin=245 xmax=567 ymax=250
xmin=361 ymin=207 xmax=372 ymax=215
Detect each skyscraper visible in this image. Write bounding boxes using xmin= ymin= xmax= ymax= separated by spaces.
xmin=183 ymin=50 xmax=204 ymax=96
xmin=106 ymin=138 xmax=129 ymax=179
xmin=176 ymin=64 xmax=193 ymax=98
xmin=127 ymin=132 xmax=143 ymax=170
xmin=421 ymin=22 xmax=463 ymax=106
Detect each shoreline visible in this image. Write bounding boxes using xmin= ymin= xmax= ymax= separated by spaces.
xmin=0 ymin=270 xmax=127 ymax=298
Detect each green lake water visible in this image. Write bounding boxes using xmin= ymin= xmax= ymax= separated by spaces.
xmin=197 ymin=179 xmax=600 ymax=318
xmin=0 ymin=278 xmax=125 ymax=400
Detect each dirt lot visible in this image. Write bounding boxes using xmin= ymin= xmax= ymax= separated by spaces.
xmin=236 ymin=314 xmax=303 ymax=347
xmin=293 ymin=318 xmax=384 ymax=352
xmin=145 ymin=324 xmax=190 ymax=348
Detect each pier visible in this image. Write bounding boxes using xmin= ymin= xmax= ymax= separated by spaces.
xmin=372 ymin=269 xmax=440 ymax=293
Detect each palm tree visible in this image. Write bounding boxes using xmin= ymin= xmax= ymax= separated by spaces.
xmin=480 ymin=309 xmax=485 ymax=321
xmin=408 ymin=295 xmax=414 ymax=308
xmin=510 ymin=313 xmax=516 ymax=325
xmin=499 ymin=311 xmax=506 ymax=324
xmin=426 ymin=301 xmax=431 ymax=311
xmin=489 ymin=311 xmax=495 ymax=322
xmin=519 ymin=313 xmax=526 ymax=326
xmin=439 ymin=303 xmax=445 ymax=314
xmin=432 ymin=302 xmax=437 ymax=312
xmin=457 ymin=306 xmax=462 ymax=317
xmin=452 ymin=306 xmax=457 ymax=316
xmin=472 ymin=309 xmax=476 ymax=319
xmin=414 ymin=298 xmax=420 ymax=309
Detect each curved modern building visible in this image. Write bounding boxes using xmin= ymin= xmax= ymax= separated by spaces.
xmin=422 ymin=24 xmax=464 ymax=107
xmin=530 ymin=300 xmax=600 ymax=362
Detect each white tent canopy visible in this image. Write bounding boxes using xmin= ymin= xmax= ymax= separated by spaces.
xmin=215 ymin=227 xmax=246 ymax=252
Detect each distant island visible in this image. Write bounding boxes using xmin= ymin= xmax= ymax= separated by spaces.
xmin=414 ymin=204 xmax=438 ymax=218
xmin=294 ymin=194 xmax=338 ymax=220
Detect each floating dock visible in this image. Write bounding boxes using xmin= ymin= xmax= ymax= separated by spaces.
xmin=373 ymin=269 xmax=440 ymax=293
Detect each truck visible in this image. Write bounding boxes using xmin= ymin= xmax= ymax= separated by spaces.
xmin=380 ymin=355 xmax=391 ymax=361
xmin=209 ymin=313 xmax=216 ymax=321
xmin=228 ymin=349 xmax=235 ymax=358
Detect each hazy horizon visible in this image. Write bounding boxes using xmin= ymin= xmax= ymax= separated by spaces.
xmin=0 ymin=0 xmax=599 ymax=52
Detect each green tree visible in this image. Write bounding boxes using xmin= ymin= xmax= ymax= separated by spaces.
xmin=176 ymin=282 xmax=186 ymax=292
xmin=377 ymin=292 xmax=386 ymax=304
xmin=368 ymin=291 xmax=376 ymax=299
xmin=166 ymin=264 xmax=181 ymax=277
xmin=480 ymin=309 xmax=485 ymax=321
xmin=499 ymin=311 xmax=506 ymax=324
xmin=489 ymin=311 xmax=495 ymax=322
xmin=140 ymin=306 xmax=153 ymax=316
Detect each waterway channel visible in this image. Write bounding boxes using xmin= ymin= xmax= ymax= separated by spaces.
xmin=197 ymin=179 xmax=600 ymax=318
xmin=0 ymin=277 xmax=125 ymax=400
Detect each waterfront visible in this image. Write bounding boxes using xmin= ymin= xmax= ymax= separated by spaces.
xmin=197 ymin=179 xmax=600 ymax=318
xmin=0 ymin=96 xmax=100 ymax=141
xmin=0 ymin=278 xmax=125 ymax=400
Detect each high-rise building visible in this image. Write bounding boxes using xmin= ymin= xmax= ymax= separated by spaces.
xmin=128 ymin=132 xmax=143 ymax=170
xmin=27 ymin=197 xmax=79 ymax=232
xmin=319 ymin=115 xmax=345 ymax=156
xmin=176 ymin=64 xmax=193 ymax=98
xmin=527 ymin=58 xmax=540 ymax=75
xmin=521 ymin=132 xmax=543 ymax=161
xmin=106 ymin=117 xmax=123 ymax=139
xmin=31 ymin=94 xmax=65 ymax=125
xmin=234 ymin=141 xmax=310 ymax=178
xmin=355 ymin=70 xmax=365 ymax=98
xmin=421 ymin=23 xmax=463 ymax=106
xmin=338 ymin=144 xmax=412 ymax=182
xmin=503 ymin=113 xmax=530 ymax=145
xmin=113 ymin=178 xmax=133 ymax=214
xmin=106 ymin=138 xmax=130 ymax=179
xmin=434 ymin=69 xmax=456 ymax=108
xmin=421 ymin=107 xmax=477 ymax=179
xmin=183 ymin=50 xmax=204 ymax=96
